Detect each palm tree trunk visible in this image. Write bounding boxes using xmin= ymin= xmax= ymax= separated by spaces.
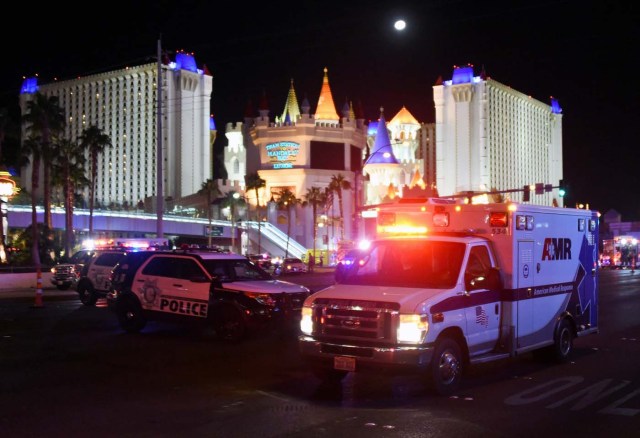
xmin=31 ymin=158 xmax=43 ymax=307
xmin=254 ymin=188 xmax=261 ymax=254
xmin=43 ymin=162 xmax=52 ymax=230
xmin=89 ymin=151 xmax=97 ymax=237
xmin=285 ymin=206 xmax=291 ymax=260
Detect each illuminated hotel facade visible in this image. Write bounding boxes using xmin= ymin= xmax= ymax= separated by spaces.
xmin=433 ymin=65 xmax=564 ymax=206
xmin=19 ymin=52 xmax=214 ymax=208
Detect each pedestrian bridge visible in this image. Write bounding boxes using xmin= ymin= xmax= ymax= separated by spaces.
xmin=5 ymin=205 xmax=307 ymax=259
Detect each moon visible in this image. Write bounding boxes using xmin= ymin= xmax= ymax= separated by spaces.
xmin=394 ymin=19 xmax=406 ymax=31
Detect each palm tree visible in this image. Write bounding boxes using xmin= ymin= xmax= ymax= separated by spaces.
xmin=79 ymin=125 xmax=112 ymax=238
xmin=197 ymin=179 xmax=221 ymax=247
xmin=0 ymin=107 xmax=11 ymax=263
xmin=220 ymin=191 xmax=246 ymax=253
xmin=53 ymin=138 xmax=87 ymax=258
xmin=245 ymin=172 xmax=266 ymax=253
xmin=275 ymin=188 xmax=301 ymax=260
xmin=303 ymin=186 xmax=326 ymax=272
xmin=22 ymin=92 xmax=65 ymax=232
xmin=20 ymin=135 xmax=44 ymax=301
xmin=329 ymin=173 xmax=352 ymax=241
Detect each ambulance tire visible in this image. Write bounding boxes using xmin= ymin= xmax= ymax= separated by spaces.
xmin=550 ymin=318 xmax=574 ymax=362
xmin=534 ymin=318 xmax=574 ymax=363
xmin=78 ymin=284 xmax=97 ymax=306
xmin=117 ymin=297 xmax=147 ymax=333
xmin=213 ymin=305 xmax=246 ymax=343
xmin=428 ymin=337 xmax=463 ymax=396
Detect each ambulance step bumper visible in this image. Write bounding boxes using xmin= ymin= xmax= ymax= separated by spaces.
xmin=469 ymin=352 xmax=511 ymax=365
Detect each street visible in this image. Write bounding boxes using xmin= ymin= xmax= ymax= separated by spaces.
xmin=1 ymin=269 xmax=639 ymax=437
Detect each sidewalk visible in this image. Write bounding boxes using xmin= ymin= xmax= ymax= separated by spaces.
xmin=0 ymin=272 xmax=77 ymax=299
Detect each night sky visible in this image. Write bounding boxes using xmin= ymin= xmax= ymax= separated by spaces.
xmin=1 ymin=0 xmax=637 ymax=219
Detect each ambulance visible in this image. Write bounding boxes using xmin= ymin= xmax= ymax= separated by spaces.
xmin=299 ymin=198 xmax=599 ymax=395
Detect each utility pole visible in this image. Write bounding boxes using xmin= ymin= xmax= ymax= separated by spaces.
xmin=156 ymin=37 xmax=164 ymax=237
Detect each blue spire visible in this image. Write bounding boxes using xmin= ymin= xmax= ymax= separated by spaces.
xmin=209 ymin=114 xmax=216 ymax=131
xmin=365 ymin=108 xmax=398 ymax=165
xmin=20 ymin=77 xmax=38 ymax=94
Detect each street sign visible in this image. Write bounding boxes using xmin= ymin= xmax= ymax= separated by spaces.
xmin=204 ymin=225 xmax=223 ymax=237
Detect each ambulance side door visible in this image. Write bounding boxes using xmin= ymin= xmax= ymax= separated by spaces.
xmin=463 ymin=245 xmax=502 ymax=356
xmin=517 ymin=241 xmax=535 ymax=345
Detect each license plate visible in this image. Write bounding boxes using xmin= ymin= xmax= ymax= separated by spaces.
xmin=334 ymin=356 xmax=356 ymax=372
xmin=57 ymin=280 xmax=64 ymax=285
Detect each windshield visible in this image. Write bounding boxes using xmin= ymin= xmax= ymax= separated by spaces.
xmin=201 ymin=259 xmax=273 ymax=282
xmin=337 ymin=240 xmax=465 ymax=288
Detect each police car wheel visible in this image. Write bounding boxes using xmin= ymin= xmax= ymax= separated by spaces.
xmin=117 ymin=298 xmax=146 ymax=333
xmin=213 ymin=306 xmax=246 ymax=342
xmin=428 ymin=337 xmax=463 ymax=396
xmin=78 ymin=285 xmax=97 ymax=306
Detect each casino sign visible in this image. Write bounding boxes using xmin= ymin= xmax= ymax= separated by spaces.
xmin=266 ymin=141 xmax=299 ymax=169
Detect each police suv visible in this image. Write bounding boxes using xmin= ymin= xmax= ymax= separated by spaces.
xmin=107 ymin=248 xmax=312 ymax=342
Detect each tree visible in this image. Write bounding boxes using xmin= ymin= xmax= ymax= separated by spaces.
xmin=275 ymin=188 xmax=301 ymax=260
xmin=220 ymin=191 xmax=246 ymax=253
xmin=197 ymin=179 xmax=221 ymax=248
xmin=53 ymin=138 xmax=87 ymax=258
xmin=329 ymin=173 xmax=352 ymax=241
xmin=0 ymin=107 xmax=11 ymax=263
xmin=79 ymin=125 xmax=112 ymax=238
xmin=19 ymin=135 xmax=44 ymax=302
xmin=303 ymin=186 xmax=326 ymax=272
xmin=22 ymin=92 xmax=65 ymax=232
xmin=245 ymin=172 xmax=266 ymax=253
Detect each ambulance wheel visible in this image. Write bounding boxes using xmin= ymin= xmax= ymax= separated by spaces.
xmin=428 ymin=337 xmax=463 ymax=396
xmin=534 ymin=318 xmax=574 ymax=363
xmin=117 ymin=298 xmax=146 ymax=333
xmin=78 ymin=284 xmax=97 ymax=306
xmin=213 ymin=306 xmax=246 ymax=343
xmin=550 ymin=318 xmax=574 ymax=362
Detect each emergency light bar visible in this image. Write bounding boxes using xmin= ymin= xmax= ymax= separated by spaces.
xmin=377 ymin=224 xmax=428 ymax=235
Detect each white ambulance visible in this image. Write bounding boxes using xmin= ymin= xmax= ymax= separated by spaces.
xmin=299 ymin=198 xmax=599 ymax=395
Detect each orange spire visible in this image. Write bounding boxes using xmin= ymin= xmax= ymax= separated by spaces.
xmin=314 ymin=67 xmax=339 ymax=122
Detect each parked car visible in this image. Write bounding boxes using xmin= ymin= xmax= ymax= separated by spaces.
xmin=280 ymin=257 xmax=307 ymax=274
xmin=107 ymin=248 xmax=311 ymax=341
xmin=50 ymin=249 xmax=96 ymax=290
xmin=76 ymin=249 xmax=130 ymax=306
xmin=248 ymin=253 xmax=272 ymax=270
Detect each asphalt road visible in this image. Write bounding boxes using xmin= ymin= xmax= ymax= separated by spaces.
xmin=1 ymin=269 xmax=639 ymax=437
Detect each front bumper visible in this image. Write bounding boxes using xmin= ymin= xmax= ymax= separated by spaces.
xmin=298 ymin=335 xmax=434 ymax=372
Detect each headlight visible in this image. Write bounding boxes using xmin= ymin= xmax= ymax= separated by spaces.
xmin=244 ymin=292 xmax=276 ymax=307
xmin=397 ymin=314 xmax=428 ymax=344
xmin=300 ymin=306 xmax=313 ymax=335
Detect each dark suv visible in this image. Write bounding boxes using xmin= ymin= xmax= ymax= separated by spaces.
xmin=50 ymin=249 xmax=95 ymax=290
xmin=107 ymin=249 xmax=311 ymax=342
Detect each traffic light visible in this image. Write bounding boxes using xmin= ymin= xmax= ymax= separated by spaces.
xmin=558 ymin=179 xmax=566 ymax=198
xmin=523 ymin=185 xmax=531 ymax=202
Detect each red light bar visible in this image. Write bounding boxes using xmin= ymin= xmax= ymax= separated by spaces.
xmin=490 ymin=212 xmax=508 ymax=227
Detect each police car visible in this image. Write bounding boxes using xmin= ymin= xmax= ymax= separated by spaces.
xmin=107 ymin=248 xmax=311 ymax=342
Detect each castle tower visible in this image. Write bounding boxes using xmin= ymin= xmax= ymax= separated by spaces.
xmin=363 ymin=108 xmax=403 ymax=204
xmin=279 ymin=79 xmax=301 ymax=125
xmin=314 ymin=67 xmax=339 ymax=123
